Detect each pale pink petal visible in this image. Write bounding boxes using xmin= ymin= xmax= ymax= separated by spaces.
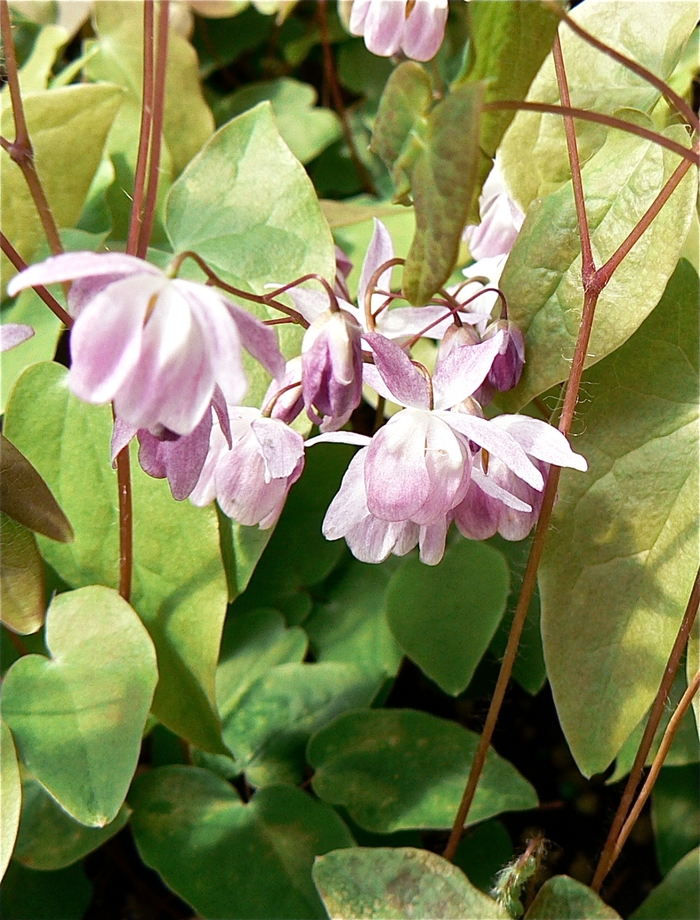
xmin=432 ymin=332 xmax=505 ymax=410
xmin=286 ymin=287 xmax=333 ymax=324
xmin=492 ymin=416 xmax=588 ymax=471
xmin=1 ymin=323 xmax=34 ymax=351
xmin=365 ymin=409 xmax=431 ymax=521
xmin=252 ymin=417 xmax=305 ymax=481
xmin=362 ymin=0 xmax=406 ymax=56
xmin=223 ymin=296 xmax=285 ymax=379
xmin=453 ymin=480 xmax=500 ymax=541
xmin=418 ymin=516 xmax=449 ymax=565
xmin=68 ymin=273 xmax=164 ymax=405
xmin=322 ymin=448 xmax=373 ymax=539
xmin=401 ymin=0 xmax=448 ymax=61
xmin=305 ymin=431 xmax=371 ymax=449
xmin=358 ymin=219 xmax=395 ymax=318
xmin=410 ymin=414 xmax=471 ymax=525
xmin=110 ymin=418 xmax=138 ymax=462
xmin=6 ymin=251 xmax=159 ymax=298
xmin=470 ymin=466 xmax=532 ymax=512
xmin=349 ymin=0 xmax=372 ymax=34
xmin=138 ymin=411 xmax=213 ymax=500
xmin=364 ymin=332 xmax=430 ymax=409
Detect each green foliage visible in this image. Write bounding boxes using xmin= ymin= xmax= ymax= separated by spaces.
xmin=0 ymin=860 xmax=91 ymax=920
xmin=1 ymin=721 xmax=21 ymax=881
xmin=313 ymin=847 xmax=510 ymax=919
xmin=652 ymin=764 xmax=700 ymax=876
xmin=630 ymin=848 xmax=700 ymax=920
xmin=385 ymin=539 xmax=510 ymax=695
xmin=540 ymin=260 xmax=699 ymax=776
xmin=1 ymin=586 xmax=157 ymax=826
xmin=524 ymin=875 xmax=621 ymax=919
xmin=130 ymin=766 xmax=354 ymax=919
xmin=309 ymin=709 xmax=537 ymax=833
xmin=0 ymin=513 xmax=45 ymax=636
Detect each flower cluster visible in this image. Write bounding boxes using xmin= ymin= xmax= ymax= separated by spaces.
xmin=6 ymin=165 xmax=586 ymax=562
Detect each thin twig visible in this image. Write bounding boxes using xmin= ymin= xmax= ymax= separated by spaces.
xmin=126 ymin=0 xmax=156 ymax=256
xmin=591 ymin=566 xmax=700 ymax=891
xmin=116 ymin=442 xmax=133 ymax=603
xmin=0 ymin=233 xmax=73 ymax=327
xmin=317 ymin=0 xmax=377 ymax=196
xmin=137 ymin=0 xmax=169 ymax=258
xmin=541 ymin=0 xmax=700 ymax=134
xmin=0 ymin=0 xmax=64 ymax=260
xmin=482 ymin=101 xmax=697 ymax=165
xmin=607 ymin=668 xmax=700 ymax=877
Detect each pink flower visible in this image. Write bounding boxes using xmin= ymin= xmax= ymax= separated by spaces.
xmin=190 ymin=407 xmax=305 ymax=529
xmin=349 ymin=0 xmax=450 ymax=62
xmin=6 ymin=252 xmax=284 ymax=436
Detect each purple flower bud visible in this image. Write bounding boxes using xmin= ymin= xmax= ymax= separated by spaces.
xmin=301 ymin=308 xmax=363 ymax=432
xmin=484 ymin=319 xmax=526 ymax=392
xmin=263 ymin=357 xmax=304 ymax=425
xmin=435 ymin=321 xmax=481 ymax=370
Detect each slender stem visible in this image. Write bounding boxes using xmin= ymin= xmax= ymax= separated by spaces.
xmin=591 ymin=566 xmax=700 ymax=891
xmin=137 ymin=0 xmax=169 ymax=259
xmin=0 ymin=0 xmax=64 ymax=260
xmin=126 ymin=0 xmax=156 ymax=256
xmin=482 ymin=101 xmax=697 ymax=164
xmin=541 ymin=0 xmax=700 ymax=134
xmin=553 ymin=33 xmax=595 ymax=283
xmin=608 ymin=669 xmax=700 ymax=874
xmin=116 ymin=434 xmax=133 ymax=603
xmin=317 ymin=0 xmax=377 ymax=196
xmin=0 ymin=233 xmax=73 ymax=327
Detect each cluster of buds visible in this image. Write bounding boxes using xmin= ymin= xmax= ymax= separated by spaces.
xmin=6 ymin=166 xmax=586 ymax=565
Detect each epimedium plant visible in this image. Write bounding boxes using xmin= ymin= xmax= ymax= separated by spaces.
xmin=0 ymin=1 xmax=698 ymax=919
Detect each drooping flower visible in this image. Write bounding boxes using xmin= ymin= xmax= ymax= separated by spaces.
xmin=348 ymin=0 xmax=450 ymax=62
xmin=190 ymin=406 xmax=305 ymax=529
xmin=7 ymin=252 xmax=284 ymax=437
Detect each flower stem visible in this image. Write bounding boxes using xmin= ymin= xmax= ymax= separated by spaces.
xmin=137 ymin=0 xmax=169 ymax=259
xmin=0 ymin=233 xmax=72 ymax=327
xmin=126 ymin=0 xmax=156 ymax=256
xmin=591 ymin=566 xmax=700 ymax=892
xmin=116 ymin=441 xmax=134 ymax=603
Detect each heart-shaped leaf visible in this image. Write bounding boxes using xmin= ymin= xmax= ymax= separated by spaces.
xmin=1 ymin=720 xmax=21 ymax=881
xmin=524 ymin=876 xmax=621 ymax=919
xmin=313 ymin=847 xmax=510 ymax=920
xmin=630 ymin=847 xmax=699 ymax=920
xmin=1 ymin=586 xmax=157 ymax=826
xmin=130 ymin=766 xmax=354 ymax=919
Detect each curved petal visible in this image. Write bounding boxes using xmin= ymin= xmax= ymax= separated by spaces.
xmin=418 ymin=516 xmax=449 ymax=565
xmin=433 ymin=332 xmax=504 ymax=410
xmin=453 ymin=480 xmax=500 ymax=541
xmin=286 ymin=287 xmax=333 ymax=324
xmin=470 ymin=466 xmax=532 ymax=512
xmin=345 ymin=516 xmax=419 ymax=565
xmin=401 ymin=0 xmax=448 ymax=61
xmin=7 ymin=251 xmax=160 ymax=298
xmin=220 ymin=294 xmax=285 ymax=379
xmin=322 ymin=449 xmax=370 ymax=539
xmin=252 ymin=417 xmax=305 ymax=481
xmin=1 ymin=323 xmax=34 ymax=351
xmin=365 ymin=408 xmax=431 ymax=521
xmin=362 ymin=0 xmax=406 ymax=56
xmin=411 ymin=414 xmax=471 ymax=525
xmin=364 ymin=332 xmax=430 ymax=409
xmin=358 ymin=219 xmax=395 ymax=317
xmin=492 ymin=415 xmax=588 ymax=471
xmin=68 ymin=273 xmax=164 ymax=405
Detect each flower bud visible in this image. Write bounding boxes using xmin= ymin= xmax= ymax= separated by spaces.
xmin=435 ymin=321 xmax=481 ymax=370
xmin=301 ymin=308 xmax=363 ymax=432
xmin=484 ymin=319 xmax=525 ymax=392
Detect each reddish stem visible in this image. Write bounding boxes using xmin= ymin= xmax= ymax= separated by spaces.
xmin=116 ymin=442 xmax=133 ymax=603
xmin=0 ymin=233 xmax=73 ymax=328
xmin=126 ymin=0 xmax=156 ymax=256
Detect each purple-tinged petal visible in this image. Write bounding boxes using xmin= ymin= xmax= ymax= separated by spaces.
xmin=490 ymin=457 xmax=547 ymax=542
xmin=262 ymin=358 xmax=304 ymax=425
xmin=418 ymin=517 xmax=449 ymax=565
xmin=363 ymin=332 xmax=430 ymax=409
xmin=453 ymin=479 xmax=500 ymax=541
xmin=345 ymin=516 xmax=419 ymax=565
xmin=358 ymin=219 xmax=395 ymax=316
xmin=138 ymin=410 xmax=213 ymax=500
xmin=470 ymin=466 xmax=532 ymax=512
xmin=322 ymin=449 xmax=371 ymax=539
xmin=376 ymin=305 xmax=453 ymax=339
xmin=252 ymin=417 xmax=305 ymax=481
xmin=211 ymin=386 xmax=232 ymax=448
xmin=68 ymin=273 xmax=164 ymax=405
xmin=111 ymin=418 xmax=138 ymax=463
xmin=286 ymin=287 xmax=333 ymax=324
xmin=1 ymin=323 xmax=34 ymax=351
xmin=437 ymin=411 xmax=543 ymax=489
xmin=492 ymin=416 xmax=588 ymax=472
xmin=6 ymin=251 xmax=160 ymax=298
xmin=432 ymin=332 xmax=504 ymax=410
xmin=410 ymin=414 xmax=471 ymax=525
xmin=365 ymin=408 xmax=431 ymax=521
xmin=362 ymin=0 xmax=405 ymax=56
xmin=401 ymin=0 xmax=448 ymax=61
xmin=221 ymin=296 xmax=285 ymax=380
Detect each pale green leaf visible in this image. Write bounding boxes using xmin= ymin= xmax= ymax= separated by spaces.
xmin=540 ymin=260 xmax=699 ymax=775
xmin=1 ymin=720 xmax=21 ymax=881
xmin=1 ymin=586 xmax=157 ymax=826
xmin=0 ymin=512 xmax=45 ymax=636
xmin=524 ymin=875 xmax=621 ymax=919
xmin=499 ymin=0 xmax=699 ymax=209
xmin=313 ymin=847 xmax=510 ymax=920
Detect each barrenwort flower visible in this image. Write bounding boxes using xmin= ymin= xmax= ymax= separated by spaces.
xmin=348 ymin=0 xmax=450 ymax=62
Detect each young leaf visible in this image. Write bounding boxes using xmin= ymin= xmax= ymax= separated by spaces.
xmin=0 ymin=513 xmax=45 ymax=635
xmin=0 ymin=435 xmax=72 ymax=543
xmin=313 ymin=847 xmax=509 ymax=920
xmin=499 ymin=0 xmax=699 ymax=209
xmin=1 ymin=586 xmax=157 ymax=827
xmin=524 ymin=875 xmax=621 ymax=919
xmin=309 ymin=709 xmax=537 ymax=833
xmin=385 ymin=540 xmax=509 ymax=696
xmin=540 ymin=260 xmax=699 ymax=776
xmin=1 ymin=721 xmax=21 ymax=881
xmin=13 ymin=775 xmax=129 ymax=871
xmin=499 ymin=123 xmax=697 ymax=411
xmin=3 ymin=362 xmax=229 ymax=753
xmin=130 ymin=766 xmax=354 ymax=920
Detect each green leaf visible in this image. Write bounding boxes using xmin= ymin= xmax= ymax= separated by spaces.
xmin=0 ymin=861 xmax=91 ymax=920
xmin=0 ymin=435 xmax=72 ymax=543
xmin=213 ymin=78 xmax=342 ymax=164
xmin=524 ymin=875 xmax=621 ymax=919
xmin=630 ymin=848 xmax=700 ymax=920
xmin=652 ymin=765 xmax=700 ymax=877
xmin=7 ymin=23 xmax=68 ymax=94
xmin=305 ymin=558 xmax=404 ymax=684
xmin=13 ymin=775 xmax=129 ymax=871
xmin=0 ymin=83 xmax=123 ymax=290
xmin=223 ymin=662 xmax=379 ymax=786
xmin=385 ymin=540 xmax=509 ymax=696
xmin=401 ymin=82 xmax=484 ymax=306
xmin=539 ymin=260 xmax=699 ymax=776
xmin=1 ymin=586 xmax=157 ymax=826
xmin=1 ymin=721 xmax=21 ymax=881
xmin=499 ymin=123 xmax=697 ymax=411
xmin=217 ymin=608 xmax=308 ymax=722
xmin=0 ymin=513 xmax=45 ymax=636
xmin=499 ymin=0 xmax=699 ymax=209
xmin=453 ymin=820 xmax=514 ymax=895
xmin=130 ymin=766 xmax=354 ymax=920
xmin=3 ymin=362 xmax=229 ymax=753
xmin=309 ymin=709 xmax=538 ymax=833
xmin=312 ymin=847 xmax=510 ymax=920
